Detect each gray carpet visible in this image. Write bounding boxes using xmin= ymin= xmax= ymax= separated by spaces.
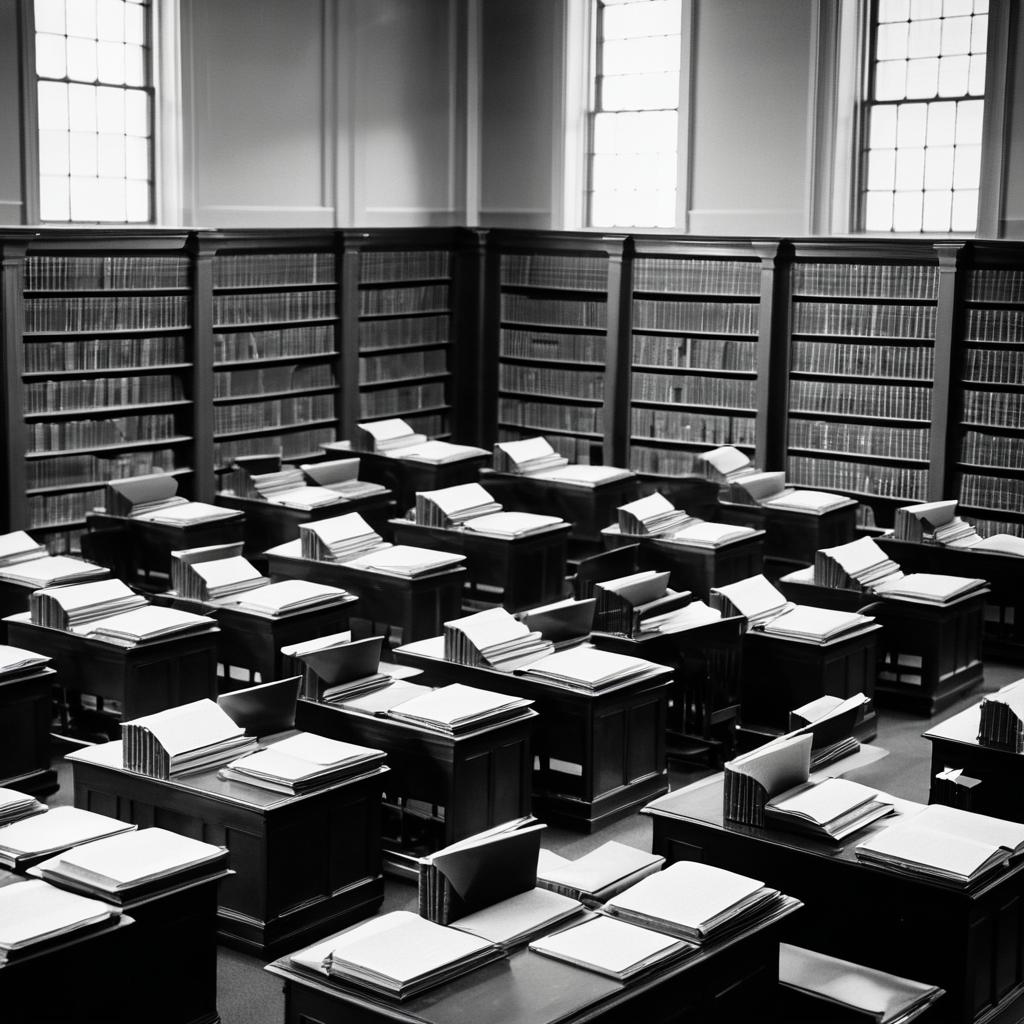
xmin=50 ymin=659 xmax=1023 ymax=1023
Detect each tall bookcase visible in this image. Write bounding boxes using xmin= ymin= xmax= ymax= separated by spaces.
xmin=0 ymin=230 xmax=200 ymax=553
xmin=483 ymin=231 xmax=627 ymax=466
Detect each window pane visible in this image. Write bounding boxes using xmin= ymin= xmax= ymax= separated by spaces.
xmin=968 ymin=53 xmax=986 ymax=94
xmin=911 ymin=0 xmax=943 ymax=18
xmin=69 ymin=176 xmax=99 ymax=220
xmin=603 ymin=0 xmax=680 ymax=40
xmin=35 ymin=0 xmax=65 ymax=34
xmin=926 ymin=100 xmax=956 ymax=144
xmin=39 ymin=175 xmax=70 ymax=220
xmin=125 ymin=89 xmax=148 ymax=135
xmin=908 ymin=19 xmax=942 ymax=58
xmin=951 ymin=188 xmax=978 ymax=230
xmin=125 ymin=136 xmax=149 ymax=179
xmin=865 ymin=191 xmax=895 ymax=230
xmin=96 ymin=86 xmax=125 ymax=132
xmin=98 ymin=133 xmax=125 ymax=176
xmin=66 ymin=0 xmax=97 ymax=38
xmin=67 ymin=36 xmax=97 ymax=81
xmin=893 ymin=190 xmax=924 ymax=230
xmin=124 ymin=4 xmax=145 ymax=43
xmin=956 ymin=98 xmax=983 ymax=142
xmin=897 ymin=103 xmax=928 ymax=146
xmin=940 ymin=15 xmax=972 ymax=54
xmin=895 ymin=147 xmax=925 ymax=189
xmin=922 ymin=189 xmax=952 ymax=230
xmin=69 ymin=132 xmax=97 ymax=175
xmin=879 ymin=0 xmax=910 ymax=20
xmin=601 ymin=72 xmax=678 ymax=111
xmin=877 ymin=22 xmax=909 ymax=60
xmin=126 ymin=178 xmax=149 ymax=221
xmin=867 ymin=148 xmax=897 ymax=190
xmin=907 ymin=57 xmax=939 ymax=97
xmin=937 ymin=54 xmax=969 ymax=94
xmin=953 ymin=143 xmax=981 ymax=188
xmin=97 ymin=40 xmax=125 ymax=84
xmin=602 ymin=36 xmax=679 ymax=75
xmin=870 ymin=105 xmax=899 ymax=147
xmin=38 ymin=130 xmax=69 ymax=175
xmin=96 ymin=177 xmax=126 ymax=220
xmin=37 ymin=81 xmax=69 ymax=130
xmin=924 ymin=145 xmax=955 ymax=188
xmin=876 ymin=60 xmax=907 ymax=100
xmin=36 ymin=34 xmax=66 ymax=79
xmin=97 ymin=0 xmax=124 ymax=41
xmin=68 ymin=84 xmax=97 ymax=131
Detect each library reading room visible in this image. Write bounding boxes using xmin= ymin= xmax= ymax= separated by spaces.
xmin=4 ymin=0 xmax=1024 ymax=1021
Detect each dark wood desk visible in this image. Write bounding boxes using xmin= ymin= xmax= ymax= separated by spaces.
xmin=265 ymin=540 xmax=465 ymax=644
xmin=150 ymin=591 xmax=357 ymax=689
xmin=479 ymin=468 xmax=640 ymax=548
xmin=394 ymin=637 xmax=672 ymax=832
xmin=924 ymin=701 xmax=1024 ymax=824
xmin=295 ymin=698 xmax=535 ymax=877
xmin=879 ymin=537 xmax=1024 ymax=664
xmin=354 ymin=450 xmax=491 ymax=514
xmin=215 ymin=491 xmax=397 ymax=553
xmin=645 ymin=774 xmax=1024 ymax=1024
xmin=5 ymin=616 xmax=220 ymax=742
xmin=716 ymin=498 xmax=858 ymax=569
xmin=266 ymin=895 xmax=801 ymax=1024
xmin=67 ymin=740 xmax=387 ymax=958
xmin=601 ymin=525 xmax=766 ymax=598
xmin=0 ymin=666 xmax=57 ymax=797
xmin=390 ymin=519 xmax=570 ymax=612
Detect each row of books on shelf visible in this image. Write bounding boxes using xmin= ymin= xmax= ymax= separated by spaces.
xmin=28 ymin=490 xmax=105 ymax=529
xmin=27 ymin=412 xmax=182 ymax=453
xmin=963 ymin=307 xmax=1024 ymax=343
xmin=792 ymin=261 xmax=938 ymax=299
xmin=215 ymin=363 xmax=334 ymax=399
xmin=214 ymin=394 xmax=334 ymax=435
xmin=961 ymin=430 xmax=1024 ymax=469
xmin=791 ymin=339 xmax=934 ymax=379
xmin=213 ymin=290 xmax=336 ymax=326
xmin=789 ymin=380 xmax=932 ymax=420
xmin=791 ymin=301 xmax=935 ymax=339
xmin=25 ymin=295 xmax=190 ymax=333
xmin=214 ymin=324 xmax=335 ymax=362
xmin=24 ymin=335 xmax=187 ymax=372
xmin=359 ymin=284 xmax=449 ymax=316
xmin=213 ymin=252 xmax=336 ymax=287
xmin=787 ymin=421 xmax=929 ymax=461
xmin=358 ymin=313 xmax=450 ymax=349
xmin=960 ymin=473 xmax=1024 ymax=512
xmin=24 ymin=254 xmax=190 ymax=291
xmin=360 ymin=249 xmax=450 ymax=282
xmin=214 ymin=427 xmax=336 ymax=466
xmin=632 ymin=334 xmax=756 ymax=371
xmin=632 ymin=298 xmax=759 ymax=335
xmin=360 ymin=383 xmax=446 ymax=418
xmin=500 ymin=364 xmax=603 ymax=400
xmin=787 ymin=457 xmax=928 ymax=500
xmin=25 ymin=375 xmax=185 ymax=413
xmin=968 ymin=267 xmax=1024 ymax=302
xmin=633 ymin=257 xmax=760 ymax=296
xmin=360 ymin=348 xmax=447 ymax=382
xmin=499 ymin=329 xmax=605 ymax=364
xmin=961 ymin=390 xmax=1024 ymax=428
xmin=501 ymin=253 xmax=606 ymax=290
xmin=631 ymin=408 xmax=755 ymax=447
xmin=962 ymin=346 xmax=1024 ymax=383
xmin=498 ymin=399 xmax=600 ymax=435
xmin=632 ymin=372 xmax=756 ymax=409
xmin=500 ymin=295 xmax=607 ymax=330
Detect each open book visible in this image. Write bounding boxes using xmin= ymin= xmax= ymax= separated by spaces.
xmin=246 ymin=466 xmax=343 ymax=510
xmin=0 ymin=531 xmax=107 ymax=587
xmin=352 ymin=418 xmax=428 ymax=454
xmin=765 ymin=778 xmax=894 ymax=842
xmin=894 ymin=499 xmax=979 ymax=547
xmin=385 ymin=682 xmax=533 ymax=736
xmin=723 ymin=732 xmax=813 ymax=827
xmin=300 ymin=458 xmax=387 ymax=499
xmin=415 ymin=483 xmax=501 ymax=527
xmin=444 ymin=606 xmax=553 ymax=671
xmin=871 ymin=572 xmax=987 ymax=605
xmin=593 ymin=570 xmax=705 ymax=636
xmin=616 ymin=492 xmax=695 ymax=536
xmin=0 ymin=807 xmax=136 ymax=870
xmin=536 ymin=841 xmax=664 ymax=903
xmin=520 ymin=645 xmax=665 ymax=692
xmin=298 ymin=512 xmax=389 ymax=562
xmin=815 ymin=536 xmax=904 ymax=591
xmin=492 ymin=436 xmax=568 ymax=475
xmin=107 ymin=473 xmax=241 ymax=525
xmin=171 ymin=543 xmax=267 ymax=600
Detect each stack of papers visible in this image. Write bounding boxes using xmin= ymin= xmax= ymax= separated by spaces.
xmin=872 ymin=573 xmax=987 ymax=605
xmin=133 ymin=501 xmax=242 ymax=526
xmin=353 ymin=418 xmax=428 ymax=454
xmin=452 ymin=887 xmax=583 ymax=949
xmin=0 ymin=787 xmax=47 ymax=826
xmin=249 ymin=467 xmax=343 ymax=510
xmin=292 ymin=911 xmax=505 ymax=999
xmin=593 ymin=570 xmax=693 ymax=636
xmin=617 ymin=493 xmax=695 ymax=536
xmin=121 ymin=698 xmax=258 ymax=778
xmin=761 ymin=489 xmax=853 ymax=514
xmin=463 ymin=510 xmax=564 ymax=538
xmin=531 ymin=464 xmax=634 ymax=487
xmin=299 ymin=512 xmax=389 ymax=562
xmin=76 ymin=605 xmax=217 ymax=646
xmin=0 ymin=553 xmax=108 ymax=588
xmin=761 ymin=606 xmax=875 ymax=644
xmin=973 ymin=533 xmax=1024 ymax=557
xmin=815 ymin=536 xmax=904 ymax=591
xmin=0 ymin=880 xmax=119 ymax=965
xmin=31 ymin=827 xmax=227 ymax=901
xmin=528 ymin=915 xmax=693 ymax=982
xmin=855 ymin=804 xmax=1024 ymax=888
xmin=30 ymin=578 xmax=144 ymax=630
xmin=415 ymin=483 xmax=502 ymax=527
xmin=171 ymin=543 xmax=267 ymax=600
xmin=665 ymin=520 xmax=758 ymax=548
xmin=521 ymin=646 xmax=662 ymax=692
xmin=492 ymin=436 xmax=568 ymax=475
xmin=340 ymin=680 xmax=433 ymax=716
xmin=0 ymin=645 xmax=50 ymax=677
xmin=443 ymin=607 xmax=553 ymax=670
xmin=300 ymin=459 xmax=387 ymax=499
xmin=398 ymin=440 xmax=488 ymax=464
xmin=220 ymin=732 xmax=385 ymax=795
xmin=603 ymin=861 xmax=783 ymax=944
xmin=536 ymin=841 xmax=664 ymax=903
xmin=0 ymin=807 xmax=135 ymax=869
xmin=723 ymin=733 xmax=813 ymax=827
xmin=385 ymin=683 xmax=532 ymax=735
xmin=344 ymin=544 xmax=465 ymax=578
xmin=978 ymin=678 xmax=1024 ymax=752
xmin=710 ymin=574 xmax=794 ymax=628
xmin=765 ymin=778 xmax=894 ymax=841
xmin=0 ymin=530 xmax=46 ymax=565
xmin=231 ymin=579 xmax=348 ymax=616
xmin=894 ymin=499 xmax=978 ymax=547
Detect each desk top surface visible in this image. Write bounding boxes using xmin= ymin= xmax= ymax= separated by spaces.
xmin=923 ymin=699 xmax=1024 ymax=755
xmin=479 ymin=468 xmax=638 ymax=493
xmin=4 ymin=613 xmax=220 ymax=650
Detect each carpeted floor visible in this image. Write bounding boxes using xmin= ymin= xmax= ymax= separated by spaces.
xmin=49 ymin=659 xmax=1023 ymax=1024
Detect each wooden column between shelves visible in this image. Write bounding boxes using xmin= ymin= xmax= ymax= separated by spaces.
xmin=603 ymin=236 xmax=631 ymax=468
xmin=752 ymin=241 xmax=790 ymax=472
xmin=930 ymin=242 xmax=968 ymax=504
xmin=0 ymin=242 xmax=30 ymax=531
xmin=339 ymin=238 xmax=363 ymax=440
xmin=190 ymin=236 xmax=217 ymax=503
xmin=452 ymin=228 xmax=487 ymax=446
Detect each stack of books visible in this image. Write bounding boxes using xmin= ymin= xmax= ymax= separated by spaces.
xmin=443 ymin=607 xmax=553 ymax=670
xmin=171 ymin=543 xmax=267 ymax=600
xmin=0 ymin=530 xmax=108 ymax=587
xmin=617 ymin=492 xmax=695 ymax=535
xmin=299 ymin=512 xmax=389 ymax=562
xmin=0 ymin=787 xmax=47 ymax=826
xmin=855 ymin=804 xmax=1024 ymax=888
xmin=493 ymin=436 xmax=568 ymax=475
xmin=710 ymin=574 xmax=794 ymax=628
xmin=121 ymin=698 xmax=258 ymax=778
xmin=978 ymin=678 xmax=1024 ymax=752
xmin=352 ymin=418 xmax=428 ymax=454
xmin=300 ymin=458 xmax=387 ymax=499
xmin=520 ymin=646 xmax=664 ymax=693
xmin=107 ymin=474 xmax=242 ymax=526
xmin=815 ymin=536 xmax=904 ymax=591
xmin=788 ymin=692 xmax=872 ymax=770
xmin=0 ymin=645 xmax=50 ymax=676
xmin=385 ymin=682 xmax=532 ymax=735
xmin=894 ymin=499 xmax=979 ymax=547
xmin=664 ymin=520 xmax=759 ymax=549
xmin=765 ymin=778 xmax=895 ymax=841
xmin=529 ymin=464 xmax=634 ymax=488
xmin=602 ymin=860 xmax=786 ymax=944
xmin=29 ymin=579 xmax=216 ymax=646
xmin=0 ymin=880 xmax=120 ymax=965
xmin=415 ymin=483 xmax=501 ymax=526
xmin=933 ymin=767 xmax=982 ymax=811
xmin=463 ymin=510 xmax=565 ymax=538
xmin=30 ymin=827 xmax=228 ymax=902
xmin=723 ymin=732 xmax=813 ymax=827
xmin=247 ymin=466 xmax=343 ymax=510
xmin=219 ymin=731 xmax=385 ymax=795
xmin=343 ymin=544 xmax=466 ymax=578
xmin=396 ymin=440 xmax=489 ymax=464
xmin=536 ymin=841 xmax=664 ymax=903
xmin=872 ymin=572 xmax=987 ymax=605
xmin=339 ymin=679 xmax=433 ymax=717
xmin=0 ymin=807 xmax=136 ymax=870
xmin=230 ymin=578 xmax=349 ymax=617
xmin=593 ymin=570 xmax=699 ymax=635
xmin=290 ymin=911 xmax=506 ymax=1000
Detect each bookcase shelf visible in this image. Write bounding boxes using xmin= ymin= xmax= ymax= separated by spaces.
xmin=211 ymin=316 xmax=338 ymax=332
xmin=212 ymin=281 xmax=337 ymax=294
xmin=25 ymin=326 xmax=190 ymax=338
xmin=24 ymin=436 xmax=194 ymax=459
xmin=213 ymin=385 xmax=337 ymax=406
xmin=27 ymin=467 xmax=193 ymax=497
xmin=22 ymin=362 xmax=193 ymax=380
xmin=25 ymin=287 xmax=192 ymax=297
xmin=25 ymin=399 xmax=193 ymax=421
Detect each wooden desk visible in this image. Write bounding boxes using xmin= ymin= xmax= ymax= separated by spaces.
xmin=355 ymin=451 xmax=491 ymax=513
xmin=0 ymin=666 xmax=57 ymax=797
xmin=645 ymin=774 xmax=1024 ymax=1024
xmin=5 ymin=616 xmax=219 ymax=742
xmin=479 ymin=468 xmax=640 ymax=548
xmin=390 ymin=519 xmax=570 ymax=612
xmin=879 ymin=537 xmax=1024 ymax=664
xmin=716 ymin=498 xmax=857 ymax=569
xmin=265 ymin=540 xmax=465 ymax=644
xmin=150 ymin=591 xmax=357 ymax=689
xmin=67 ymin=740 xmax=387 ymax=958
xmin=601 ymin=525 xmax=765 ymax=599
xmin=924 ymin=702 xmax=1024 ymax=824
xmin=215 ymin=491 xmax=397 ymax=553
xmin=295 ymin=698 xmax=535 ymax=877
xmin=394 ymin=637 xmax=672 ymax=832
xmin=266 ymin=896 xmax=801 ymax=1024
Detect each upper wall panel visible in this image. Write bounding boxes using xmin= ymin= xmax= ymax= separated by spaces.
xmin=0 ymin=0 xmax=24 ymax=224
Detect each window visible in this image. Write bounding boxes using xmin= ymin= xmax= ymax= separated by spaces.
xmin=861 ymin=0 xmax=988 ymax=232
xmin=587 ymin=0 xmax=680 ymax=229
xmin=33 ymin=0 xmax=153 ymax=223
